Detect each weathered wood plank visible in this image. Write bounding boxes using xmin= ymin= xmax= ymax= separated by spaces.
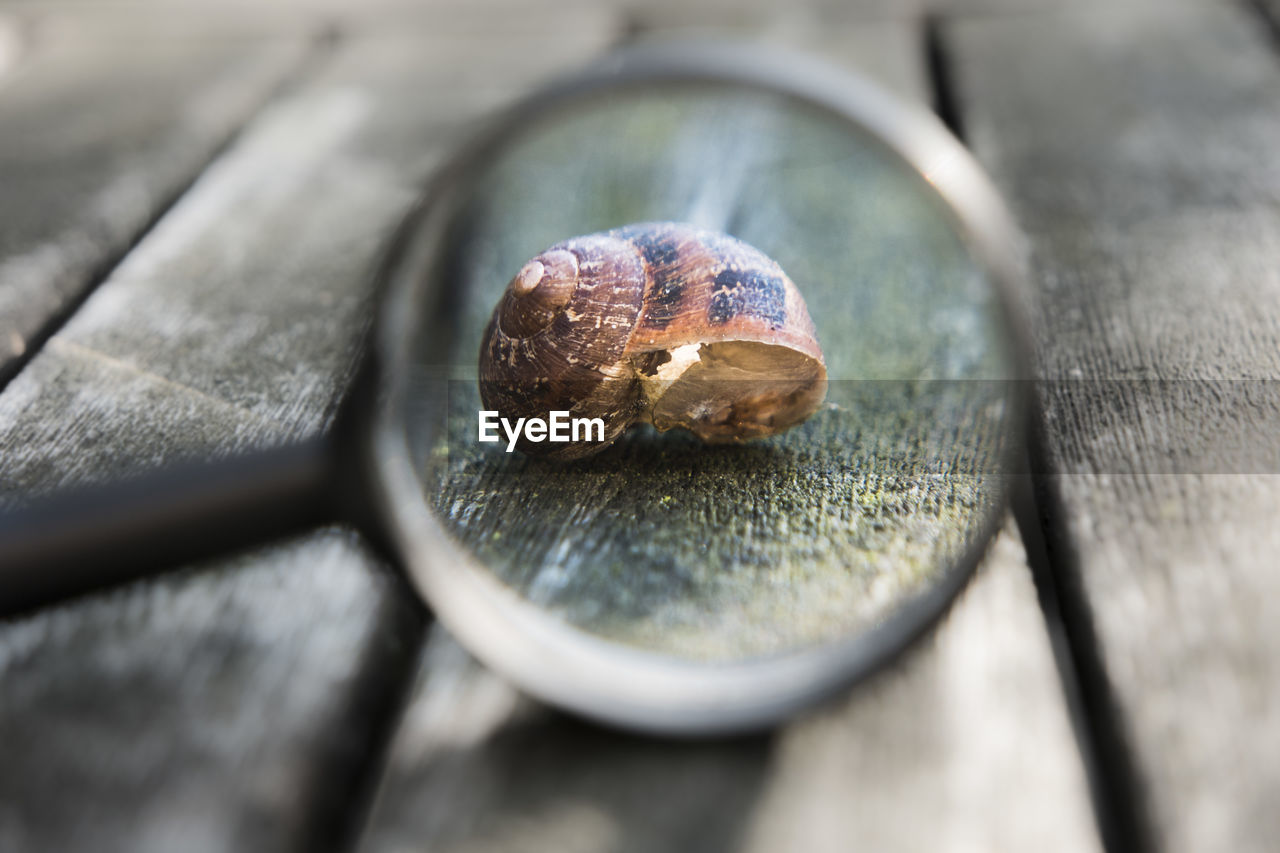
xmin=0 ymin=18 xmax=308 ymax=386
xmin=629 ymin=11 xmax=926 ymax=102
xmin=358 ymin=625 xmax=777 ymax=853
xmin=740 ymin=522 xmax=1097 ymax=853
xmin=0 ymin=14 xmax=618 ymax=853
xmin=624 ymin=1 xmax=905 ymax=39
xmin=0 ymin=527 xmax=421 ymax=853
xmin=358 ymin=19 xmax=1098 ymax=852
xmin=358 ymin=520 xmax=1099 ymax=853
xmin=0 ymin=0 xmax=610 ymax=39
xmin=950 ymin=5 xmax=1280 ymax=851
xmin=0 ymin=19 xmax=619 ymax=500
xmin=618 ymin=0 xmax=1222 ymax=33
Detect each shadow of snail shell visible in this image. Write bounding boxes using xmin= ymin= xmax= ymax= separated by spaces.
xmin=478 ymin=222 xmax=827 ymax=460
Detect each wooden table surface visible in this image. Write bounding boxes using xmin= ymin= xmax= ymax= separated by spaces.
xmin=1 ymin=1 xmax=1277 ymax=851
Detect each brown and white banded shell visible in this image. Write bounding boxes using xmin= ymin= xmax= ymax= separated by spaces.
xmin=478 ymin=222 xmax=827 ymax=459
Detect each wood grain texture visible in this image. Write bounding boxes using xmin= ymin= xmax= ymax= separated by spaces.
xmin=358 ymin=520 xmax=1099 ymax=853
xmin=618 ymin=0 xmax=1218 ymax=33
xmin=360 ymin=623 xmax=777 ymax=853
xmin=0 ymin=0 xmax=609 ymax=33
xmin=0 ymin=19 xmax=618 ymax=500
xmin=740 ymin=523 xmax=1096 ymax=853
xmin=0 ymin=527 xmax=420 ymax=853
xmin=357 ymin=19 xmax=1098 ymax=851
xmin=949 ymin=5 xmax=1280 ymax=851
xmin=628 ymin=9 xmax=927 ymax=102
xmin=0 ymin=18 xmax=308 ymax=386
xmin=0 ymin=14 xmax=616 ymax=853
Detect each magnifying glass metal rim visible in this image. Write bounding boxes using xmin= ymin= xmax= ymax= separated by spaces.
xmin=369 ymin=38 xmax=1032 ymax=736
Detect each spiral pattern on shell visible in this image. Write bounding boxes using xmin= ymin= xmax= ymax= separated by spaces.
xmin=479 ymin=222 xmax=827 ymax=459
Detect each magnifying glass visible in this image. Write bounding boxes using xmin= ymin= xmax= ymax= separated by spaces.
xmin=0 ymin=40 xmax=1029 ymax=736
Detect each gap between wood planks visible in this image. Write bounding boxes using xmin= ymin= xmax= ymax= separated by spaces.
xmin=1246 ymin=0 xmax=1280 ymax=57
xmin=924 ymin=13 xmax=1145 ymax=853
xmin=0 ymin=22 xmax=341 ymax=396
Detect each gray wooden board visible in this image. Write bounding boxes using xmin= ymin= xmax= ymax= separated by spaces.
xmin=592 ymin=0 xmax=1219 ymax=33
xmin=0 ymin=18 xmax=619 ymax=500
xmin=629 ymin=12 xmax=927 ymax=103
xmin=358 ymin=19 xmax=1099 ymax=852
xmin=358 ymin=520 xmax=1099 ymax=853
xmin=0 ymin=527 xmax=421 ymax=853
xmin=0 ymin=17 xmax=308 ymax=385
xmin=0 ymin=14 xmax=617 ymax=853
xmin=949 ymin=4 xmax=1280 ymax=851
xmin=0 ymin=0 xmax=612 ymax=35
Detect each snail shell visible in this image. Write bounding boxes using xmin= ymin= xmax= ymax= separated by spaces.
xmin=479 ymin=222 xmax=827 ymax=460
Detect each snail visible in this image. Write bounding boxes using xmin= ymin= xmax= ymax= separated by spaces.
xmin=478 ymin=222 xmax=827 ymax=460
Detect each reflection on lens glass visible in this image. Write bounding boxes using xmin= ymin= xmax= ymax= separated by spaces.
xmin=406 ymin=86 xmax=1015 ymax=662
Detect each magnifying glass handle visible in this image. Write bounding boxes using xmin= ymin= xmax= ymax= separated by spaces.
xmin=0 ymin=437 xmax=336 ymax=619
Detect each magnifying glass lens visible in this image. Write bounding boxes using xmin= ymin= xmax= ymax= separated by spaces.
xmin=374 ymin=45 xmax=1025 ymax=734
